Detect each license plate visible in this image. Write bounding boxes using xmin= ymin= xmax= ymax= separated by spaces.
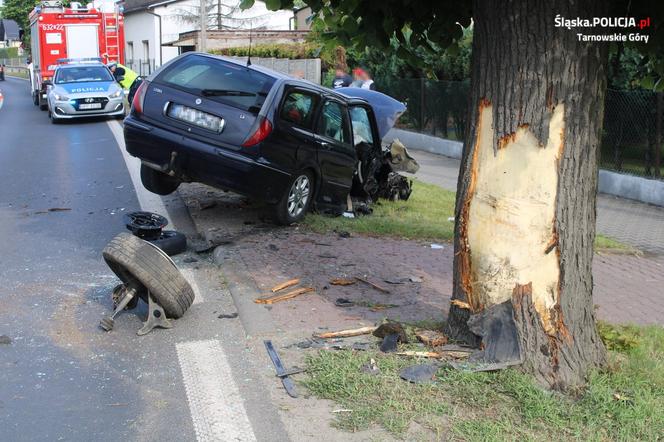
xmin=167 ymin=103 xmax=224 ymax=132
xmin=80 ymin=103 xmax=102 ymax=110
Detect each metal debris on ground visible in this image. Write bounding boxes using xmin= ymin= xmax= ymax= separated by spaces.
xmin=314 ymin=326 xmax=377 ymax=339
xmin=255 ymin=287 xmax=314 ymax=305
xmin=271 ymin=278 xmax=301 ymax=292
xmin=379 ymin=333 xmax=400 ymax=353
xmin=335 ymin=298 xmax=355 ymax=308
xmin=399 ymin=363 xmax=440 ymax=384
xmin=217 ymin=312 xmax=239 ymax=319
xmin=330 ymin=278 xmax=356 ymax=286
xmin=384 ymin=275 xmax=423 ymax=284
xmin=430 ymin=243 xmax=444 ymax=250
xmin=264 ymin=340 xmax=298 ymax=398
xmin=355 ymin=276 xmax=390 ymax=293
xmin=467 ymin=300 xmax=523 ymax=367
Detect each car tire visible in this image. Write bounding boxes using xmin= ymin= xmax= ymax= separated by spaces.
xmin=274 ymin=170 xmax=314 ymax=225
xmin=103 ymin=232 xmax=195 ymax=318
xmin=39 ymin=102 xmax=48 ymax=111
xmin=49 ymin=110 xmax=60 ymax=124
xmin=140 ymin=164 xmax=180 ymax=195
xmin=147 ymin=230 xmax=187 ymax=256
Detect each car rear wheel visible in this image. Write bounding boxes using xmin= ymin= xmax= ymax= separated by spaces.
xmin=274 ymin=171 xmax=314 ymax=225
xmin=140 ymin=164 xmax=180 ymax=195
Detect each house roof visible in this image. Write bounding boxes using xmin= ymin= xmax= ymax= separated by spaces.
xmin=122 ymin=0 xmax=177 ymax=14
xmin=0 ymin=19 xmax=20 ymax=40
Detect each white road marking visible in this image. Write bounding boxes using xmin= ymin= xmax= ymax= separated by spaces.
xmin=106 ymin=119 xmax=175 ymax=228
xmin=110 ymin=120 xmax=255 ymax=441
xmin=180 ymin=268 xmax=204 ymax=304
xmin=176 ymin=340 xmax=257 ymax=442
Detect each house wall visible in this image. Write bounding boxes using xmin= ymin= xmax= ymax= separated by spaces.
xmin=124 ymin=12 xmax=160 ymax=72
xmin=124 ymin=0 xmax=296 ymax=69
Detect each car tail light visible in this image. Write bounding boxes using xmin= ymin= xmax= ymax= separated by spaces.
xmin=132 ymin=80 xmax=149 ymax=115
xmin=242 ymin=117 xmax=272 ymax=147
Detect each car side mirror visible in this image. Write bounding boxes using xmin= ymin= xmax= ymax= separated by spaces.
xmin=43 ymin=80 xmax=53 ymax=87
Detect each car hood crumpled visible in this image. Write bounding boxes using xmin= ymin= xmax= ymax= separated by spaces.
xmin=336 ymin=88 xmax=406 ymax=139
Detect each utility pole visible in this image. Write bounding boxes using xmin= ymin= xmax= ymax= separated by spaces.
xmin=199 ymin=0 xmax=207 ymax=52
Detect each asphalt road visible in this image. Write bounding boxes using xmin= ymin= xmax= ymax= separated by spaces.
xmin=0 ymin=77 xmax=287 ymax=441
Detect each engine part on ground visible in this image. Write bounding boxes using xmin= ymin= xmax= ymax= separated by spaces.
xmin=123 ymin=211 xmax=187 ymax=255
xmin=377 ymin=172 xmax=413 ymax=201
xmin=388 ymin=139 xmax=420 ymax=174
xmin=150 ymin=230 xmax=187 ymax=256
xmin=112 ymin=283 xmax=140 ymax=310
xmin=124 ymin=211 xmax=168 ymax=240
xmin=264 ymin=340 xmax=299 ymax=398
xmin=100 ymin=232 xmax=195 ymax=334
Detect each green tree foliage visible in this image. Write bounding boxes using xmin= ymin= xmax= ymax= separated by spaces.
xmin=1 ymin=0 xmax=39 ymax=32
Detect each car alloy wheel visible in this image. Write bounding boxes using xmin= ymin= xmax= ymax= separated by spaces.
xmin=287 ymin=174 xmax=311 ymax=218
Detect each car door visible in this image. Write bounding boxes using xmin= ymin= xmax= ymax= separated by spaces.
xmin=262 ymin=86 xmax=321 ymax=177
xmin=314 ymin=99 xmax=357 ymax=205
xmin=348 ymin=103 xmax=383 ymax=189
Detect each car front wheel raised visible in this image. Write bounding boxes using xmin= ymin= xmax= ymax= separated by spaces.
xmin=274 ymin=171 xmax=314 ymax=225
xmin=140 ymin=164 xmax=180 ymax=195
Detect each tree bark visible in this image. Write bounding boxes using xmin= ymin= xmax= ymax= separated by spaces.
xmin=446 ymin=0 xmax=608 ymax=389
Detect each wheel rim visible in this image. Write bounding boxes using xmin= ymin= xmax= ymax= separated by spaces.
xmin=287 ymin=175 xmax=310 ymax=218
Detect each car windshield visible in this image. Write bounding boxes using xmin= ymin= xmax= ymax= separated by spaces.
xmin=55 ymin=66 xmax=113 ymax=84
xmin=155 ymin=55 xmax=275 ymax=112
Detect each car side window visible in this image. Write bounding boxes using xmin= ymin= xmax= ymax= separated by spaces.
xmin=317 ymin=101 xmax=350 ymax=144
xmin=349 ymin=106 xmax=375 ymax=146
xmin=280 ymin=90 xmax=318 ymax=129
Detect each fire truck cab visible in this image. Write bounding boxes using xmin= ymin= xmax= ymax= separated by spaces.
xmin=29 ymin=0 xmax=125 ymax=110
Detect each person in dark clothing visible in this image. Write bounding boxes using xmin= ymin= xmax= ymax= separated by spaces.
xmin=0 ymin=65 xmax=5 ymax=81
xmin=333 ymin=64 xmax=352 ymax=89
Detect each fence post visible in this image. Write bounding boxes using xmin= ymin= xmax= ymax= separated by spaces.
xmin=656 ymin=92 xmax=662 ymax=179
xmin=420 ymin=78 xmax=425 ymax=132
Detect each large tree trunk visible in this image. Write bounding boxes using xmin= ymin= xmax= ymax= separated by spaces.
xmin=446 ymin=0 xmax=608 ymax=389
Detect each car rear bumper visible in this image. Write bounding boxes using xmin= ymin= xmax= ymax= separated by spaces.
xmin=123 ymin=116 xmax=291 ymax=203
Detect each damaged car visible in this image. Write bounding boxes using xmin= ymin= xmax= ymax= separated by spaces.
xmin=124 ymin=52 xmax=417 ymax=224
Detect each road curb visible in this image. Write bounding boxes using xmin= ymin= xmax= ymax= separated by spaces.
xmin=214 ymin=247 xmax=277 ymax=337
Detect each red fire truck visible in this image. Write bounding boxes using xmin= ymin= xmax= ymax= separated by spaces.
xmin=29 ymin=1 xmax=125 ymax=110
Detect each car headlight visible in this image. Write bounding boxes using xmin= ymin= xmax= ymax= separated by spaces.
xmin=109 ymin=90 xmax=123 ymax=99
xmin=54 ymin=93 xmax=69 ymax=101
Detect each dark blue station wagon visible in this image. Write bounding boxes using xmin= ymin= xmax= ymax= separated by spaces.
xmin=124 ymin=52 xmax=384 ymax=224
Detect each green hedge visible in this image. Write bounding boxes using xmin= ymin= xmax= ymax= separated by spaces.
xmin=210 ymin=43 xmax=333 ymax=66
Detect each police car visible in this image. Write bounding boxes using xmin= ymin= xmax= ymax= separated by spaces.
xmin=46 ymin=59 xmax=125 ymax=123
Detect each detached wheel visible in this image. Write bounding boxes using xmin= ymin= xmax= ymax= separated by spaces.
xmin=274 ymin=171 xmax=314 ymax=225
xmin=103 ymin=232 xmax=195 ymax=318
xmin=140 ymin=164 xmax=180 ymax=195
xmin=148 ymin=230 xmax=187 ymax=256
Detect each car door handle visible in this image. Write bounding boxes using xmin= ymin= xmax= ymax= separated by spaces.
xmin=317 ymin=140 xmax=330 ymax=148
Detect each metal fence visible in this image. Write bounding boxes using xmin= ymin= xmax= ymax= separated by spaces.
xmin=0 ymin=58 xmax=26 ymax=67
xmin=376 ymin=78 xmax=469 ymax=141
xmin=601 ymin=89 xmax=663 ymax=179
xmin=124 ymin=59 xmax=157 ymax=76
xmin=375 ymin=78 xmax=663 ymax=180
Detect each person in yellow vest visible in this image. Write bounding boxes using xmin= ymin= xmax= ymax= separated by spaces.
xmin=108 ymin=62 xmax=138 ymax=90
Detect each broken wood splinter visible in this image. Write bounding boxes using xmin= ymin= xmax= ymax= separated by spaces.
xmin=271 ymin=278 xmax=301 ymax=292
xmin=451 ymin=299 xmax=472 ymax=310
xmin=255 ymin=287 xmax=314 ymax=304
xmin=314 ymin=326 xmax=377 ymax=339
xmin=396 ymin=351 xmax=442 ymax=359
xmin=330 ymin=278 xmax=356 ymax=286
